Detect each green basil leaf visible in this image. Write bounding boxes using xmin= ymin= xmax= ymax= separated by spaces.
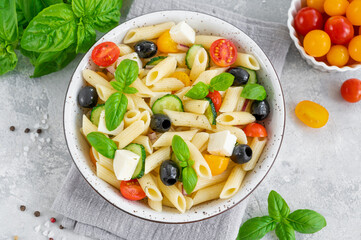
xmin=0 ymin=0 xmax=19 ymax=43
xmin=179 ymin=161 xmax=188 ymax=168
xmin=87 ymin=132 xmax=117 ymax=159
xmin=76 ymin=20 xmax=96 ymax=53
xmin=31 ymin=44 xmax=77 ymax=78
xmin=187 ymin=159 xmax=195 ymax=166
xmin=123 ymin=86 xmax=138 ymax=94
xmin=110 ymin=81 xmax=124 ymax=92
xmin=185 ymin=82 xmax=209 ymax=99
xmin=240 ymin=83 xmax=267 ymax=101
xmin=275 ymin=222 xmax=295 ymax=240
xmin=268 ymin=190 xmax=290 ymax=222
xmin=237 ymin=216 xmax=276 ymax=240
xmin=0 ymin=44 xmax=18 ymax=76
xmin=21 ymin=3 xmax=77 ymax=52
xmin=287 ymin=209 xmax=327 ymax=234
xmin=16 ymin=0 xmax=28 ymax=28
xmin=72 ymin=0 xmax=98 ymax=18
xmin=116 ymin=59 xmax=139 ymax=87
xmin=93 ymin=1 xmax=120 ymax=32
xmin=209 ymin=72 xmax=234 ymax=91
xmin=171 ymin=135 xmax=190 ymax=163
xmin=182 ymin=166 xmax=197 ymax=195
xmin=16 ymin=0 xmax=63 ymax=25
xmin=20 ymin=47 xmax=39 ymax=66
xmin=105 ymin=92 xmax=128 ymax=131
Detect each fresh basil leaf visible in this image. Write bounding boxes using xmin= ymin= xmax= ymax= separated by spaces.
xmin=20 ymin=47 xmax=39 ymax=66
xmin=93 ymin=1 xmax=120 ymax=32
xmin=76 ymin=20 xmax=96 ymax=53
xmin=16 ymin=0 xmax=28 ymax=28
xmin=268 ymin=190 xmax=290 ymax=222
xmin=275 ymin=222 xmax=295 ymax=240
xmin=123 ymin=86 xmax=138 ymax=94
xmin=105 ymin=92 xmax=128 ymax=131
xmin=87 ymin=132 xmax=117 ymax=159
xmin=110 ymin=81 xmax=124 ymax=92
xmin=185 ymin=82 xmax=209 ymax=100
xmin=209 ymin=72 xmax=234 ymax=91
xmin=287 ymin=209 xmax=327 ymax=234
xmin=172 ymin=135 xmax=190 ymax=163
xmin=237 ymin=216 xmax=276 ymax=240
xmin=240 ymin=83 xmax=267 ymax=101
xmin=116 ymin=59 xmax=139 ymax=87
xmin=187 ymin=159 xmax=195 ymax=166
xmin=0 ymin=0 xmax=19 ymax=43
xmin=72 ymin=0 xmax=98 ymax=18
xmin=16 ymin=0 xmax=63 ymax=25
xmin=182 ymin=166 xmax=197 ymax=195
xmin=0 ymin=44 xmax=18 ymax=76
xmin=179 ymin=161 xmax=188 ymax=168
xmin=21 ymin=3 xmax=77 ymax=52
xmin=31 ymin=44 xmax=77 ymax=78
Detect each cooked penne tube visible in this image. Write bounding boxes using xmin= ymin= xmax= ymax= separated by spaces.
xmin=193 ymin=167 xmax=232 ymax=192
xmin=117 ymin=44 xmax=133 ymax=56
xmin=220 ymin=165 xmax=246 ymax=199
xmin=130 ymin=78 xmax=155 ymax=98
xmin=214 ymin=124 xmax=247 ymax=144
xmin=216 ymin=112 xmax=256 ymax=125
xmin=242 ymin=137 xmax=267 ymax=171
xmin=112 ymin=120 xmax=145 ymax=148
xmin=174 ymin=86 xmax=191 ymax=100
xmin=186 ymin=141 xmax=212 ymax=179
xmin=234 ymin=52 xmax=260 ymax=70
xmin=123 ymin=22 xmax=175 ymax=43
xmin=138 ymin=173 xmax=163 ymax=201
xmin=98 ymin=154 xmax=114 ymax=172
xmin=144 ymin=147 xmax=171 ymax=174
xmin=162 ymin=196 xmax=175 ymax=208
xmin=219 ymin=87 xmax=243 ymax=112
xmin=150 ymin=77 xmax=185 ymax=92
xmin=124 ymin=109 xmax=141 ymax=127
xmin=184 ymin=100 xmax=209 ymax=114
xmin=164 ymin=109 xmax=212 ymax=130
xmin=190 ymin=48 xmax=208 ymax=81
xmin=132 ymin=135 xmax=153 ymax=154
xmin=145 ymin=56 xmax=177 ymax=86
xmin=190 ymin=132 xmax=209 ymax=150
xmin=192 ymin=69 xmax=218 ymax=85
xmin=168 ymin=53 xmax=186 ymax=68
xmin=193 ymin=182 xmax=226 ymax=206
xmin=152 ymin=130 xmax=198 ymax=148
xmin=131 ymin=95 xmax=152 ymax=113
xmin=82 ymin=114 xmax=98 ymax=137
xmin=148 ymin=199 xmax=162 ymax=212
xmin=194 ymin=35 xmax=222 ymax=49
xmin=185 ymin=196 xmax=194 ymax=210
xmin=83 ymin=69 xmax=112 ymax=88
xmin=95 ymin=84 xmax=117 ymax=102
xmin=157 ymin=176 xmax=186 ymax=213
xmin=96 ymin=163 xmax=120 ymax=189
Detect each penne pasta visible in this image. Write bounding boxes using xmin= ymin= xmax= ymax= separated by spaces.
xmin=193 ymin=182 xmax=226 ymax=206
xmin=184 ymin=100 xmax=209 ymax=114
xmin=234 ymin=52 xmax=260 ymax=70
xmin=124 ymin=109 xmax=141 ymax=127
xmin=157 ymin=176 xmax=186 ymax=213
xmin=194 ymin=35 xmax=222 ymax=49
xmin=186 ymin=141 xmax=212 ymax=179
xmin=96 ymin=162 xmax=120 ymax=189
xmin=132 ymin=135 xmax=153 ymax=154
xmin=145 ymin=56 xmax=177 ymax=86
xmin=123 ymin=22 xmax=175 ymax=43
xmin=82 ymin=114 xmax=98 ymax=137
xmin=164 ymin=109 xmax=212 ymax=130
xmin=214 ymin=124 xmax=247 ymax=144
xmin=216 ymin=112 xmax=256 ymax=125
xmin=190 ymin=48 xmax=208 ymax=81
xmin=242 ymin=137 xmax=267 ymax=171
xmin=95 ymin=84 xmax=117 ymax=102
xmin=83 ymin=69 xmax=112 ymax=88
xmin=112 ymin=120 xmax=145 ymax=149
xmin=138 ymin=173 xmax=163 ymax=201
xmin=117 ymin=44 xmax=134 ymax=56
xmin=190 ymin=132 xmax=209 ymax=151
xmin=148 ymin=199 xmax=162 ymax=212
xmin=130 ymin=78 xmax=155 ymax=98
xmin=152 ymin=130 xmax=198 ymax=148
xmin=168 ymin=53 xmax=186 ymax=68
xmin=220 ymin=165 xmax=246 ymax=199
xmin=98 ymin=154 xmax=113 ymax=172
xmin=144 ymin=147 xmax=171 ymax=174
xmin=219 ymin=87 xmax=243 ymax=112
xmin=193 ymin=168 xmax=232 ymax=192
xmin=150 ymin=77 xmax=185 ymax=92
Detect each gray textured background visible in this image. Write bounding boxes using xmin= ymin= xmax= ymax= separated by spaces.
xmin=0 ymin=0 xmax=360 ymax=239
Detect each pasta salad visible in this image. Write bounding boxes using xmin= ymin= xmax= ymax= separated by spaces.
xmin=78 ymin=21 xmax=270 ymax=213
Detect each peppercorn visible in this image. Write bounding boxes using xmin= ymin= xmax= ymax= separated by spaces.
xmin=10 ymin=126 xmax=15 ymax=131
xmin=34 ymin=211 xmax=40 ymax=217
xmin=50 ymin=217 xmax=56 ymax=223
xmin=59 ymin=225 xmax=64 ymax=229
xmin=20 ymin=205 xmax=26 ymax=211
xmin=37 ymin=129 xmax=42 ymax=134
xmin=24 ymin=128 xmax=30 ymax=133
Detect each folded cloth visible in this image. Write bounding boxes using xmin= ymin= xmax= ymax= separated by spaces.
xmin=52 ymin=0 xmax=291 ymax=239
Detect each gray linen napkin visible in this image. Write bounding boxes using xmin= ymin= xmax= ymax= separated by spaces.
xmin=52 ymin=0 xmax=291 ymax=239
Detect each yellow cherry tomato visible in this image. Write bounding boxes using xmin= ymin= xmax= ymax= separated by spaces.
xmin=295 ymin=100 xmax=329 ymax=128
xmin=307 ymin=0 xmax=326 ymax=13
xmin=348 ymin=35 xmax=361 ymax=61
xmin=203 ymin=154 xmax=229 ymax=176
xmin=170 ymin=71 xmax=191 ymax=86
xmin=326 ymin=45 xmax=349 ymax=67
xmin=346 ymin=0 xmax=361 ymax=26
xmin=157 ymin=30 xmax=178 ymax=53
xmin=303 ymin=30 xmax=331 ymax=57
xmin=324 ymin=0 xmax=349 ymax=16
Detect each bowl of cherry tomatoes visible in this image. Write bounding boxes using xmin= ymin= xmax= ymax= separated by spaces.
xmin=288 ymin=0 xmax=361 ymax=72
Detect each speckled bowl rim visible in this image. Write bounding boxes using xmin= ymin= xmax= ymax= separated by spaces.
xmin=63 ymin=10 xmax=286 ymax=224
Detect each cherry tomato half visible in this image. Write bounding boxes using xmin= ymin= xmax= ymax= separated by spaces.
xmin=207 ymin=90 xmax=222 ymax=112
xmin=326 ymin=45 xmax=349 ymax=67
xmin=307 ymin=0 xmax=326 ymax=13
xmin=210 ymin=39 xmax=237 ymax=67
xmin=348 ymin=35 xmax=361 ymax=62
xmin=324 ymin=16 xmax=354 ymax=45
xmin=157 ymin=30 xmax=179 ymax=53
xmin=203 ymin=154 xmax=229 ymax=176
xmin=346 ymin=0 xmax=361 ymax=26
xmin=294 ymin=7 xmax=324 ymax=36
xmin=324 ymin=0 xmax=349 ymax=16
xmin=91 ymin=42 xmax=120 ymax=67
xmin=303 ymin=30 xmax=331 ymax=57
xmin=120 ymin=179 xmax=146 ymax=201
xmin=295 ymin=100 xmax=329 ymax=128
xmin=243 ymin=123 xmax=268 ymax=137
xmin=341 ymin=78 xmax=361 ymax=103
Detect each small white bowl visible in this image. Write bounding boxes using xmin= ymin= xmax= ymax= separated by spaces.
xmin=64 ymin=10 xmax=285 ymax=223
xmin=287 ymin=0 xmax=361 ymax=72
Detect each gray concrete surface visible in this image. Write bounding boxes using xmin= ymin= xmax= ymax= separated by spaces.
xmin=1 ymin=0 xmax=360 ymax=239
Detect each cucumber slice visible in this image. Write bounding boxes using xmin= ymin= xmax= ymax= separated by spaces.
xmin=90 ymin=104 xmax=105 ymax=127
xmin=205 ymin=97 xmax=217 ymax=125
xmin=145 ymin=56 xmax=167 ymax=66
xmin=124 ymin=143 xmax=146 ymax=179
xmin=239 ymin=66 xmax=258 ymax=84
xmin=185 ymin=45 xmax=210 ymax=69
xmin=151 ymin=94 xmax=184 ymax=115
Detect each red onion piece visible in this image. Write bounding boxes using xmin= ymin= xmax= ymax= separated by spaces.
xmin=241 ymin=99 xmax=250 ymax=111
xmin=177 ymin=44 xmax=190 ymax=51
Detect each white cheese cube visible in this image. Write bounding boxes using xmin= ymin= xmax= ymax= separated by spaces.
xmin=207 ymin=130 xmax=237 ymax=157
xmin=116 ymin=52 xmax=143 ymax=71
xmin=169 ymin=21 xmax=195 ymax=46
xmin=98 ymin=110 xmax=124 ymax=135
xmin=113 ymin=150 xmax=140 ymax=180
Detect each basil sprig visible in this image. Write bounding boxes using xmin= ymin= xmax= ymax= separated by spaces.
xmin=185 ymin=72 xmax=234 ymax=99
xmin=105 ymin=59 xmax=138 ymax=131
xmin=237 ymin=190 xmax=326 ymax=240
xmin=240 ymin=83 xmax=267 ymax=101
xmin=171 ymin=135 xmax=197 ymax=194
xmin=87 ymin=132 xmax=117 ymax=159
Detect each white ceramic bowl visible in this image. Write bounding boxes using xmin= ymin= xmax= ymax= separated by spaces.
xmin=287 ymin=0 xmax=361 ymax=72
xmin=64 ymin=10 xmax=285 ymax=223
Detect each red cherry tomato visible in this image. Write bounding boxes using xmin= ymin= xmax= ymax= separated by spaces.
xmin=294 ymin=7 xmax=324 ymax=36
xmin=210 ymin=39 xmax=237 ymax=67
xmin=324 ymin=16 xmax=354 ymax=45
xmin=341 ymin=78 xmax=361 ymax=103
xmin=207 ymin=90 xmax=222 ymax=112
xmin=243 ymin=123 xmax=268 ymax=138
xmin=120 ymin=179 xmax=146 ymax=201
xmin=91 ymin=42 xmax=120 ymax=67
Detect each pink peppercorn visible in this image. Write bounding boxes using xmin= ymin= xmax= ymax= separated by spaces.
xmin=50 ymin=217 xmax=56 ymax=223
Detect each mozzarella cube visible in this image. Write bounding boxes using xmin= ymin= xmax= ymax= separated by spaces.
xmin=207 ymin=130 xmax=237 ymax=156
xmin=116 ymin=52 xmax=143 ymax=71
xmin=98 ymin=110 xmax=124 ymax=135
xmin=113 ymin=150 xmax=140 ymax=180
xmin=169 ymin=21 xmax=195 ymax=46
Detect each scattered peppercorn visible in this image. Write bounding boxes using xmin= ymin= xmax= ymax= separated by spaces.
xmin=37 ymin=129 xmax=42 ymax=134
xmin=50 ymin=217 xmax=56 ymax=223
xmin=34 ymin=211 xmax=40 ymax=217
xmin=20 ymin=205 xmax=26 ymax=211
xmin=10 ymin=126 xmax=15 ymax=131
xmin=59 ymin=225 xmax=64 ymax=229
xmin=49 ymin=238 xmax=54 ymax=240
xmin=24 ymin=128 xmax=30 ymax=133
